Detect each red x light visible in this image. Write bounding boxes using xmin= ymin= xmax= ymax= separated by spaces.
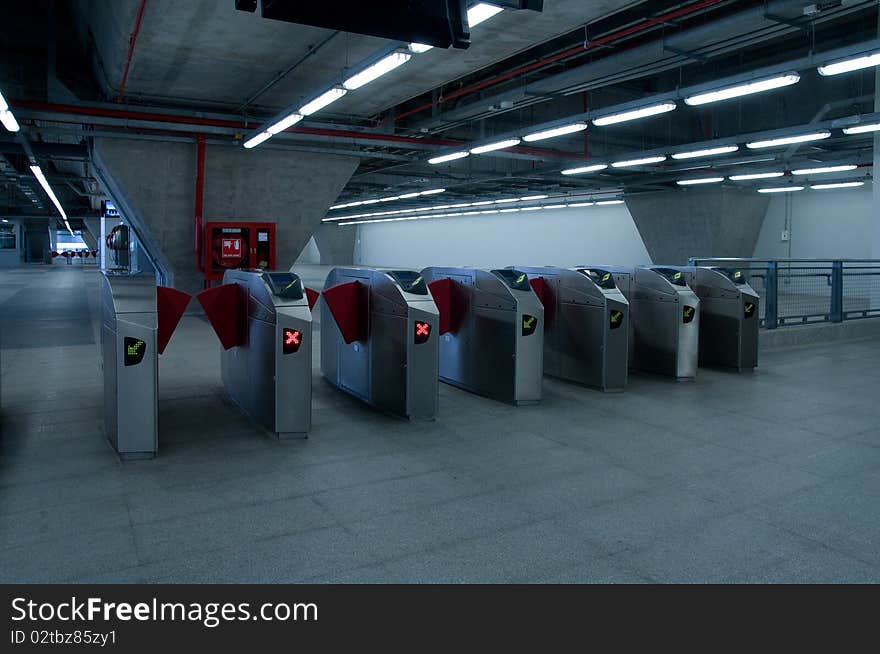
xmin=283 ymin=328 xmax=302 ymax=354
xmin=414 ymin=321 xmax=431 ymax=344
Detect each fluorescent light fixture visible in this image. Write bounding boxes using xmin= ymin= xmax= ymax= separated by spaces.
xmin=818 ymin=52 xmax=880 ymax=76
xmin=729 ymin=171 xmax=784 ymax=181
xmin=568 ymin=202 xmax=595 ymax=207
xmin=521 ymin=206 xmax=543 ymax=211
xmin=493 ymin=198 xmax=518 ymax=204
xmin=29 ymin=165 xmax=67 ymax=219
xmin=0 ymin=110 xmax=19 ymax=132
xmin=684 ymin=73 xmax=800 ymax=106
xmin=810 ymin=181 xmax=865 ymax=190
xmin=266 ymin=112 xmax=303 ymax=135
xmin=398 ymin=192 xmax=421 ymax=199
xmin=676 ymin=177 xmax=724 ymax=186
xmin=746 ymin=131 xmax=831 ymax=149
xmin=499 ymin=208 xmax=519 ymax=213
xmin=561 ymin=164 xmax=608 ymax=175
xmin=379 ymin=196 xmax=401 ymax=202
xmin=842 ymin=122 xmax=880 ymax=135
xmin=522 ymin=122 xmax=588 ymax=142
xmin=470 ymin=138 xmax=520 ymax=154
xmin=757 ymin=186 xmax=804 ymax=193
xmin=243 ymin=131 xmax=272 ymax=149
xmin=596 ymin=200 xmax=625 ymax=205
xmin=467 ymin=3 xmax=503 ymax=27
xmin=611 ymin=155 xmax=667 ymax=168
xmin=519 ymin=195 xmax=548 ymax=201
xmin=544 ymin=204 xmax=566 ymax=209
xmin=299 ymin=87 xmax=347 ymax=115
xmin=672 ymin=145 xmax=739 ymax=160
xmin=343 ymin=52 xmax=411 ymax=91
xmin=420 ymin=188 xmax=445 ymax=195
xmin=428 ymin=151 xmax=469 ymax=164
xmin=0 ymin=90 xmax=19 ymax=132
xmin=471 ymin=200 xmax=494 ymax=206
xmin=791 ymin=164 xmax=857 ymax=175
xmin=408 ymin=43 xmax=434 ymax=54
xmin=593 ymin=102 xmax=676 ymax=126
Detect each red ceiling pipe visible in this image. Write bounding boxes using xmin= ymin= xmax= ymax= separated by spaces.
xmin=195 ymin=134 xmax=206 ymax=273
xmin=117 ymin=0 xmax=148 ymax=102
xmin=391 ymin=0 xmax=728 ymax=124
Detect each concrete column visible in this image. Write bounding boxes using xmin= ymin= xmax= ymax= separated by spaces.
xmin=625 ymin=187 xmax=770 ymax=264
xmin=92 ymin=137 xmax=359 ymax=295
xmin=872 ymin=60 xmax=880 ymax=308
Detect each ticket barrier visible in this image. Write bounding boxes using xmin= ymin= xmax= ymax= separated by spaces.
xmin=664 ymin=266 xmax=759 ymax=371
xmin=593 ymin=266 xmax=699 ymax=380
xmin=517 ymin=266 xmax=629 ymax=392
xmin=197 ymin=270 xmax=315 ymax=438
xmin=421 ymin=267 xmax=543 ymax=405
xmin=320 ymin=267 xmax=439 ymax=420
xmin=101 ymin=274 xmax=191 ymax=459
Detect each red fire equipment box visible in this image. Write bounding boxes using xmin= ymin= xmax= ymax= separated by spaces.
xmin=202 ymin=221 xmax=276 ymax=284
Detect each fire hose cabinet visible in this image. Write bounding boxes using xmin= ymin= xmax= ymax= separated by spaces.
xmin=203 ymin=222 xmax=276 ymax=284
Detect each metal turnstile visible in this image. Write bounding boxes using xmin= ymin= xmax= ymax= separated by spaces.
xmin=421 ymin=267 xmax=544 ymax=405
xmin=101 ymin=274 xmax=159 ymax=459
xmin=667 ymin=266 xmax=759 ymax=371
xmin=594 ymin=266 xmax=700 ymax=380
xmin=517 ymin=266 xmax=629 ymax=392
xmin=220 ymin=270 xmax=312 ymax=438
xmin=321 ymin=267 xmax=439 ymax=419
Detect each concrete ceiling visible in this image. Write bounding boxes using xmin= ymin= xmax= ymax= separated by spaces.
xmin=76 ymin=0 xmax=638 ymax=116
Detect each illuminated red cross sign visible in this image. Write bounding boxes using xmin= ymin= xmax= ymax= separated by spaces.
xmin=282 ymin=328 xmax=302 ymax=354
xmin=221 ymin=238 xmax=242 ymax=258
xmin=414 ymin=321 xmax=431 ymax=344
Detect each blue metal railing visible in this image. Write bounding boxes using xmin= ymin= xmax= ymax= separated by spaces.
xmin=686 ymin=258 xmax=880 ymax=329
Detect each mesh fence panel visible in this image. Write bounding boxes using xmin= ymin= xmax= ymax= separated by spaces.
xmin=843 ymin=266 xmax=880 ymax=318
xmin=776 ymin=265 xmax=833 ymax=324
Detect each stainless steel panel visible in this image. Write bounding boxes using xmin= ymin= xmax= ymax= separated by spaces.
xmin=592 ymin=266 xmax=699 ymax=380
xmin=518 ymin=266 xmax=629 ymax=392
xmin=421 ymin=267 xmax=543 ymax=405
xmin=101 ymin=273 xmax=158 ymax=459
xmin=321 ymin=267 xmax=439 ymax=419
xmin=221 ymin=270 xmax=312 ymax=438
xmin=674 ymin=266 xmax=760 ymax=371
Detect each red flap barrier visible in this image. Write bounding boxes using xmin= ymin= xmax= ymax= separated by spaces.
xmin=196 ymin=283 xmax=246 ymax=350
xmin=528 ymin=276 xmax=553 ymax=326
xmin=529 ymin=276 xmax=547 ymax=306
xmin=305 ymin=287 xmax=320 ymax=311
xmin=322 ymin=281 xmax=364 ymax=344
xmin=156 ymin=286 xmax=191 ymax=354
xmin=427 ymin=277 xmax=466 ymax=335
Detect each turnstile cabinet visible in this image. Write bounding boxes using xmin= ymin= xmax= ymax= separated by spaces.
xmin=321 ymin=267 xmax=439 ymax=420
xmin=675 ymin=266 xmax=759 ymax=371
xmin=518 ymin=266 xmax=629 ymax=392
xmin=220 ymin=270 xmax=312 ymax=438
xmin=595 ymin=266 xmax=700 ymax=380
xmin=101 ymin=274 xmax=158 ymax=459
xmin=421 ymin=267 xmax=544 ymax=405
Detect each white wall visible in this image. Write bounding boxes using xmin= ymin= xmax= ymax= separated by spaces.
xmin=354 ymin=204 xmax=652 ymax=269
xmin=753 ymin=186 xmax=874 ymax=259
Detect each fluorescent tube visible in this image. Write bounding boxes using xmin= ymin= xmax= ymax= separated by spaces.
xmin=746 ymin=131 xmax=831 ymax=149
xmin=684 ymin=73 xmax=800 ymax=106
xmin=561 ymin=164 xmax=608 ymax=175
xmin=468 ymin=3 xmax=503 ymax=27
xmin=791 ymin=164 xmax=857 ymax=175
xmin=299 ymin=87 xmax=347 ymax=115
xmin=671 ymin=145 xmax=739 ymax=160
xmin=818 ymin=52 xmax=880 ymax=76
xmin=470 ymin=138 xmax=520 ymax=154
xmin=611 ymin=155 xmax=667 ymax=168
xmin=428 ymin=151 xmax=469 ymax=164
xmin=522 ymin=122 xmax=588 ymax=142
xmin=343 ymin=52 xmax=411 ymax=90
xmin=593 ymin=102 xmax=676 ymax=126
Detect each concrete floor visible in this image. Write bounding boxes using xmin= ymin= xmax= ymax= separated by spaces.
xmin=2 ymin=264 xmax=880 ymax=583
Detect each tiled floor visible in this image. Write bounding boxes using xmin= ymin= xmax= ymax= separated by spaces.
xmin=1 ymin=264 xmax=879 ymax=583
